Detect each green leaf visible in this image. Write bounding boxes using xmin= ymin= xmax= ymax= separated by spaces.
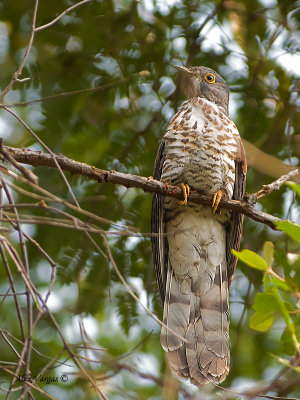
xmin=262 ymin=276 xmax=295 ymax=336
xmin=270 ymin=276 xmax=291 ymax=292
xmin=262 ymin=241 xmax=274 ymax=266
xmin=276 ymin=220 xmax=300 ymax=245
xmin=115 ymin=291 xmax=138 ymax=335
xmin=253 ymin=292 xmax=278 ymax=313
xmin=250 ymin=311 xmax=274 ymax=332
xmin=232 ymin=249 xmax=268 ymax=271
xmin=285 ymin=181 xmax=300 ymax=200
xmin=280 ymin=326 xmax=299 ymax=356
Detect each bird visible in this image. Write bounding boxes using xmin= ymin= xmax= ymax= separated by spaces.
xmin=151 ymin=65 xmax=247 ymax=386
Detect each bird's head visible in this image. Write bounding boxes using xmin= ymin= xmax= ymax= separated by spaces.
xmin=175 ymin=65 xmax=229 ymax=114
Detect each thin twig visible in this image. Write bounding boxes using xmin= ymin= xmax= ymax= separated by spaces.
xmin=35 ymin=0 xmax=92 ymax=32
xmin=1 ymin=179 xmax=33 ymax=399
xmin=3 ymin=213 xmax=58 ymax=330
xmin=1 ymin=172 xmax=128 ymax=229
xmin=2 ymin=107 xmax=80 ymax=209
xmin=1 ymin=73 xmax=143 ymax=108
xmin=33 ymin=349 xmax=66 ymax=384
xmin=0 ymin=331 xmax=22 ymax=361
xmin=0 ymin=328 xmax=72 ymax=368
xmin=0 ymin=0 xmax=39 ymax=101
xmin=101 ymin=234 xmax=189 ymax=343
xmin=0 ymin=236 xmax=108 ymax=400
xmin=253 ymin=170 xmax=299 ymax=200
xmin=0 ymin=139 xmax=38 ymax=184
xmin=0 ymin=365 xmax=59 ymax=400
xmin=0 ymin=245 xmax=25 ymax=341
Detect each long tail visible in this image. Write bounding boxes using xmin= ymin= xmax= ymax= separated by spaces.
xmin=161 ymin=253 xmax=230 ymax=385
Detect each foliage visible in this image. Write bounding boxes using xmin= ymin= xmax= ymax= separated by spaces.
xmin=234 ymin=237 xmax=299 ymax=343
xmin=0 ymin=0 xmax=299 ymax=399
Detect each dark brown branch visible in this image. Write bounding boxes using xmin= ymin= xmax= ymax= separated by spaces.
xmin=3 ymin=145 xmax=297 ymax=231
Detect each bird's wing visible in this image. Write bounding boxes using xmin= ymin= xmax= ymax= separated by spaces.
xmin=151 ymin=140 xmax=167 ymax=303
xmin=226 ymin=138 xmax=247 ymax=287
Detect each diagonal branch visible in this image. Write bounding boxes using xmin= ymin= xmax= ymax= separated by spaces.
xmin=253 ymin=170 xmax=299 ymax=199
xmin=3 ymin=145 xmax=299 ymax=230
xmin=35 ymin=0 xmax=92 ymax=32
xmin=0 ymin=0 xmax=39 ymax=101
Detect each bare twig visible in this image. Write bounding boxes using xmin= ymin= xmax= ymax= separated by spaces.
xmin=3 ymin=213 xmax=58 ymax=330
xmin=2 ymin=107 xmax=80 ymax=209
xmin=0 ymin=233 xmax=108 ymax=400
xmin=101 ymin=234 xmax=189 ymax=344
xmin=0 ymin=365 xmax=59 ymax=400
xmin=1 ymin=174 xmax=124 ymax=229
xmin=0 ymin=245 xmax=25 ymax=341
xmin=253 ymin=170 xmax=299 ymax=200
xmin=0 ymin=331 xmax=22 ymax=361
xmin=1 ymin=73 xmax=144 ymax=109
xmin=1 ymin=179 xmax=33 ymax=400
xmin=35 ymin=0 xmax=92 ymax=32
xmin=4 ymin=145 xmax=298 ymax=230
xmin=0 ymin=0 xmax=39 ymax=101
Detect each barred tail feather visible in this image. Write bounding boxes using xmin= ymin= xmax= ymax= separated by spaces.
xmin=162 ymin=259 xmax=230 ymax=385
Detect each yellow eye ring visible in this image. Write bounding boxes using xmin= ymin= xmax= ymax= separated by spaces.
xmin=204 ymin=73 xmax=216 ymax=84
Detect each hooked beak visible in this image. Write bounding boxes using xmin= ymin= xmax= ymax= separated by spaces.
xmin=174 ymin=65 xmax=192 ymax=77
xmin=174 ymin=65 xmax=202 ymax=82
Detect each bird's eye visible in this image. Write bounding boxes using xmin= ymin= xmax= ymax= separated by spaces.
xmin=204 ymin=73 xmax=216 ymax=84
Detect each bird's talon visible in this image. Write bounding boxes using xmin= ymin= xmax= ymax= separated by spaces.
xmin=178 ymin=183 xmax=190 ymax=206
xmin=212 ymin=189 xmax=223 ymax=213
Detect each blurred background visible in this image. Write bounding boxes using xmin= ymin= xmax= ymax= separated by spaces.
xmin=0 ymin=0 xmax=299 ymax=399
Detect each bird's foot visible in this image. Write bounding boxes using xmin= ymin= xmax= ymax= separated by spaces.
xmin=212 ymin=189 xmax=223 ymax=213
xmin=178 ymin=183 xmax=190 ymax=206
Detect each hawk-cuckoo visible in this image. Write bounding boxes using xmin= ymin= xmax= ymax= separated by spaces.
xmin=151 ymin=66 xmax=247 ymax=385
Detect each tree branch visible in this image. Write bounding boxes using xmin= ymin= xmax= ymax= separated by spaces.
xmin=3 ymin=145 xmax=299 ymax=231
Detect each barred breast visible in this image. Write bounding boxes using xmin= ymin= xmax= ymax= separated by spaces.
xmin=161 ymin=97 xmax=239 ymax=204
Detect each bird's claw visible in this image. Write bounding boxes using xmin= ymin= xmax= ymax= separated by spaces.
xmin=212 ymin=189 xmax=223 ymax=213
xmin=178 ymin=183 xmax=190 ymax=206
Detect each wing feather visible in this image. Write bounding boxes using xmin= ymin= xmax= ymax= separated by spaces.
xmin=151 ymin=140 xmax=167 ymax=302
xmin=226 ymin=139 xmax=247 ymax=287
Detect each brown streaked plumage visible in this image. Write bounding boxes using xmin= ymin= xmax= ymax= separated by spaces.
xmin=151 ymin=66 xmax=246 ymax=386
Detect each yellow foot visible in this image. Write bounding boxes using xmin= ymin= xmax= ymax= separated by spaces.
xmin=212 ymin=189 xmax=223 ymax=213
xmin=178 ymin=183 xmax=190 ymax=206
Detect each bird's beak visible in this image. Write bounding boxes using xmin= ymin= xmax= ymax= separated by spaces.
xmin=174 ymin=65 xmax=193 ymax=77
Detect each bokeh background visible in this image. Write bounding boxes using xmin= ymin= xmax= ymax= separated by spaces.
xmin=0 ymin=0 xmax=299 ymax=399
